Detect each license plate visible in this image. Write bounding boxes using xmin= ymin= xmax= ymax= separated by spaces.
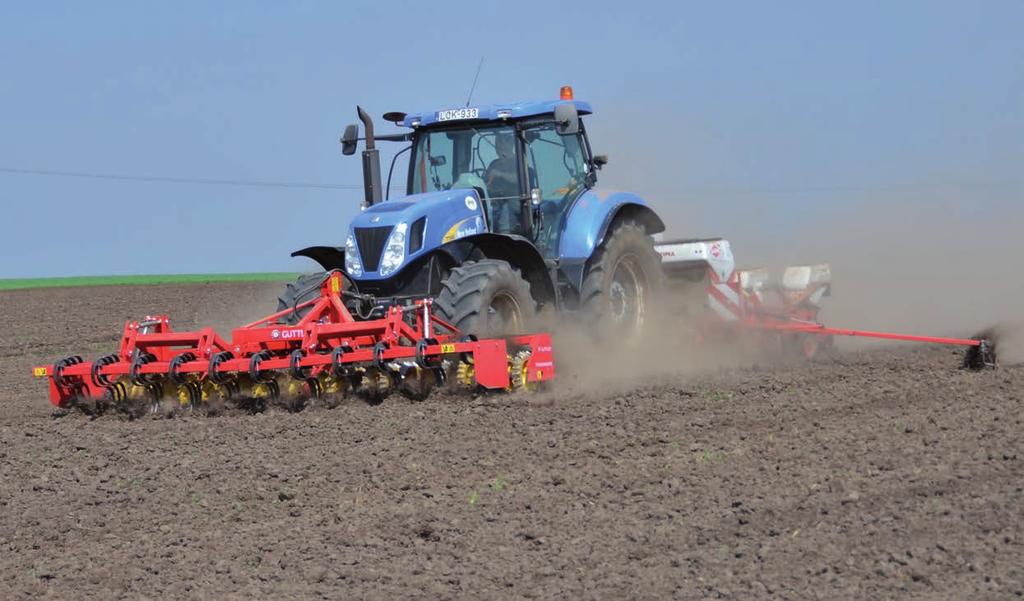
xmin=436 ymin=107 xmax=479 ymax=122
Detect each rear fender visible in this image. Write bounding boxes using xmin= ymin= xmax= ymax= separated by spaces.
xmin=559 ymin=191 xmax=664 ymax=261
xmin=559 ymin=191 xmax=665 ymax=290
xmin=596 ymin=202 xmax=664 ymax=249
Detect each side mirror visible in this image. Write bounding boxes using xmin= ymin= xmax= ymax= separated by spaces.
xmin=593 ymin=154 xmax=608 ymax=169
xmin=341 ymin=124 xmax=359 ymax=156
xmin=554 ymin=103 xmax=579 ymax=136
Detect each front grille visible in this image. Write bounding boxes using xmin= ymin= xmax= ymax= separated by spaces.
xmin=354 ymin=226 xmax=392 ymax=272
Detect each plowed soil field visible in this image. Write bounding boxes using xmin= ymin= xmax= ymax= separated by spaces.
xmin=1 ymin=283 xmax=1021 ymax=599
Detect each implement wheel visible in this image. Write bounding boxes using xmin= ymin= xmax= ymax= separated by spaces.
xmin=580 ymin=219 xmax=663 ymax=343
xmin=433 ymin=260 xmax=536 ymax=337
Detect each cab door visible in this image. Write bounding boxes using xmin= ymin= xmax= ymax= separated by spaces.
xmin=523 ymin=124 xmax=590 ymax=258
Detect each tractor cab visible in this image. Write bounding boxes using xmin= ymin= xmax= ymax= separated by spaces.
xmin=404 ymin=95 xmax=595 ymax=258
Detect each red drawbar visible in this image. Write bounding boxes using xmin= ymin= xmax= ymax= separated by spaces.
xmin=700 ymin=268 xmax=986 ymax=352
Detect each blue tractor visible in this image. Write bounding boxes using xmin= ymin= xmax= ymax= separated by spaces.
xmin=280 ymin=87 xmax=665 ymax=340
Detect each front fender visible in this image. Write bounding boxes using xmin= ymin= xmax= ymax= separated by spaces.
xmin=559 ymin=190 xmax=665 ymax=261
xmin=290 ymin=245 xmax=346 ymax=271
xmin=442 ymin=233 xmax=556 ymax=305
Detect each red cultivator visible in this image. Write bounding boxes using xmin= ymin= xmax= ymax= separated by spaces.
xmin=33 ymin=272 xmax=554 ymax=415
xmin=658 ymin=238 xmax=998 ymax=369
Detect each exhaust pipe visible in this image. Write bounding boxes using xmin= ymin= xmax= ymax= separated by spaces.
xmin=357 ymin=106 xmax=383 ymax=206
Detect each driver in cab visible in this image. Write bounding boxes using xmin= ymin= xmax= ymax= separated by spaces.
xmin=485 ymin=132 xmax=522 ymax=233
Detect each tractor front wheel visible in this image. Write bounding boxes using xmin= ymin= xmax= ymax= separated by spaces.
xmin=433 ymin=260 xmax=536 ymax=337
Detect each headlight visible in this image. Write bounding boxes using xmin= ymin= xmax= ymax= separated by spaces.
xmin=344 ymin=233 xmax=362 ymax=277
xmin=379 ymin=222 xmax=407 ymax=277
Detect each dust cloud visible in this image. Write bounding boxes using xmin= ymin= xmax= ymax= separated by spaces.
xmin=183 ymin=281 xmax=287 ymax=335
xmin=729 ymin=193 xmax=1024 ymax=363
xmin=548 ymin=189 xmax=1022 ymax=393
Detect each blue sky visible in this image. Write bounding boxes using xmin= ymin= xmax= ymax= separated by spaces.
xmin=1 ymin=1 xmax=1021 ymax=278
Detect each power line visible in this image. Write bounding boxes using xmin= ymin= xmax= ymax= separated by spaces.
xmin=628 ymin=180 xmax=1023 ymax=197
xmin=0 ymin=166 xmax=374 ymax=190
xmin=1 ymin=165 xmax=1017 ymax=196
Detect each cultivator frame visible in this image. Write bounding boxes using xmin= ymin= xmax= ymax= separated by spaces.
xmin=33 ymin=272 xmax=555 ymax=413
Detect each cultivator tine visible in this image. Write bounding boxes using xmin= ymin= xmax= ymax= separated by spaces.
xmin=207 ymin=352 xmax=234 ymax=384
xmin=90 ymin=354 xmax=118 ymax=388
xmin=359 ymin=367 xmax=393 ymax=404
xmin=397 ymin=364 xmax=437 ymax=401
xmin=33 ymin=275 xmax=556 ymax=415
xmin=53 ymin=356 xmax=83 ymax=388
xmin=168 ymin=352 xmax=196 ymax=385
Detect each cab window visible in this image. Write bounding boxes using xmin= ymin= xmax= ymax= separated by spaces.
xmin=525 ymin=124 xmax=587 ymax=203
xmin=524 ymin=124 xmax=589 ymax=256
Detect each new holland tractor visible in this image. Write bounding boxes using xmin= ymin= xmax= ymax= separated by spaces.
xmin=280 ymin=86 xmax=665 ymax=340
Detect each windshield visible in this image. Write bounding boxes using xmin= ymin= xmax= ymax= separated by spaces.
xmin=409 ymin=124 xmax=525 ymax=232
xmin=409 ymin=124 xmax=520 ymax=199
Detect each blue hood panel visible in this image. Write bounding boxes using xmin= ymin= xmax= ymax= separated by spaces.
xmin=349 ymin=190 xmax=487 ymax=280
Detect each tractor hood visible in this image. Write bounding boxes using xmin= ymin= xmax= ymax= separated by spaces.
xmin=345 ymin=189 xmax=487 ymax=280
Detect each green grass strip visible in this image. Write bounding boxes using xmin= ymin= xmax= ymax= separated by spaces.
xmin=0 ymin=272 xmax=299 ymax=291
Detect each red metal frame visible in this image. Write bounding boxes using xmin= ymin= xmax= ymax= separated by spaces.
xmin=700 ymin=267 xmax=986 ymax=355
xmin=33 ymin=272 xmax=555 ymax=407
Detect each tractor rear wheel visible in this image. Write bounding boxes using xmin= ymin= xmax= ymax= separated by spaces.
xmin=433 ymin=260 xmax=536 ymax=336
xmin=276 ymin=272 xmax=329 ymax=325
xmin=580 ymin=219 xmax=663 ymax=343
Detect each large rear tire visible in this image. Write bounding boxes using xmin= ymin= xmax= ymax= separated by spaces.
xmin=276 ymin=272 xmax=328 ymax=325
xmin=580 ymin=219 xmax=663 ymax=343
xmin=433 ymin=260 xmax=536 ymax=337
